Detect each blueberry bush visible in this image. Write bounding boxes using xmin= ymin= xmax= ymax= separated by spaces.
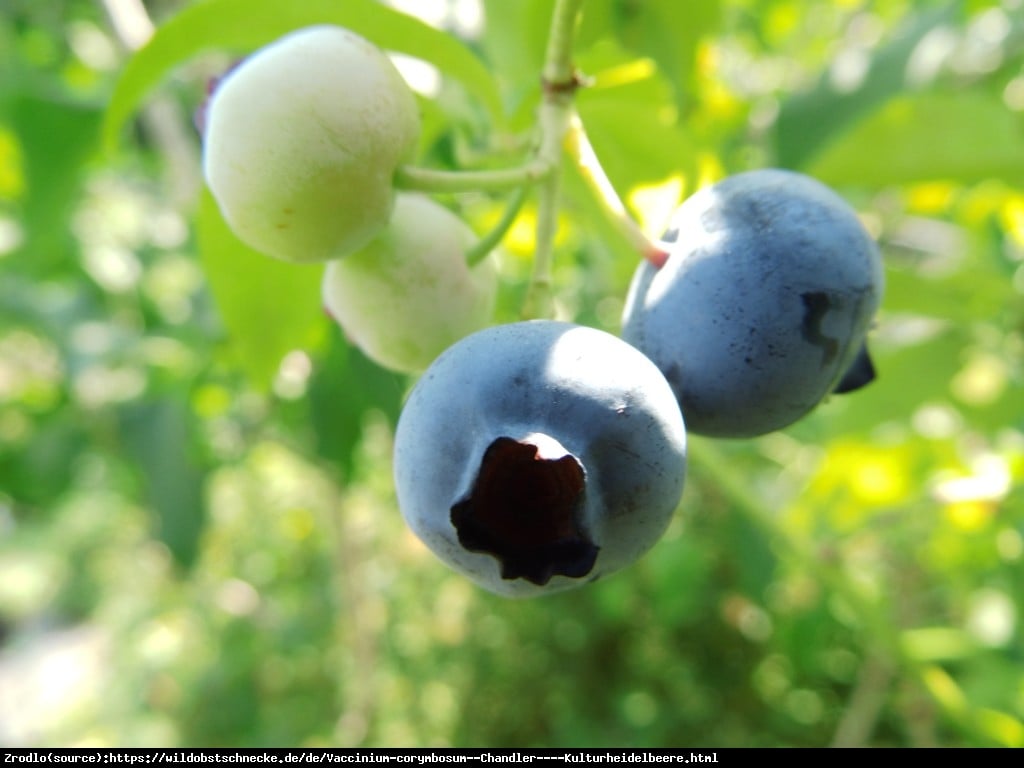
xmin=0 ymin=0 xmax=1023 ymax=749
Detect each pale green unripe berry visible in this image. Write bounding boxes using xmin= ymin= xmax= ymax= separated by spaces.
xmin=322 ymin=193 xmax=498 ymax=374
xmin=202 ymin=25 xmax=421 ymax=263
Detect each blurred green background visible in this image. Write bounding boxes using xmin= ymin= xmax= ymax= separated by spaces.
xmin=1 ymin=0 xmax=1023 ymax=748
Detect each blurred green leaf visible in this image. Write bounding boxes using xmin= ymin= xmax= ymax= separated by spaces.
xmin=479 ymin=0 xmax=552 ymax=121
xmin=102 ymin=0 xmax=505 ymax=153
xmin=196 ymin=188 xmax=324 ymax=391
xmin=306 ymin=333 xmax=406 ymax=483
xmin=810 ymin=92 xmax=1024 ymax=187
xmin=713 ymin=476 xmax=779 ymax=600
xmin=883 ymin=261 xmax=1017 ymax=324
xmin=3 ymin=93 xmax=100 ymax=273
xmin=902 ymin=626 xmax=977 ymax=661
xmin=0 ymin=416 xmax=85 ymax=511
xmin=581 ymin=0 xmax=722 ymax=111
xmin=775 ymin=3 xmax=958 ymax=170
xmin=973 ymin=707 xmax=1024 ymax=748
xmin=645 ymin=534 xmax=714 ymax=626
xmin=118 ymin=394 xmax=208 ymax=568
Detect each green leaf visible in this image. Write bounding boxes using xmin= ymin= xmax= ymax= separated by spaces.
xmin=118 ymin=394 xmax=208 ymax=569
xmin=603 ymin=0 xmax=723 ymax=112
xmin=0 ymin=416 xmax=87 ymax=511
xmin=102 ymin=0 xmax=504 ymax=152
xmin=809 ymin=91 xmax=1024 ymax=187
xmin=306 ymin=332 xmax=405 ymax=483
xmin=196 ymin=188 xmax=325 ymax=391
xmin=479 ymin=0 xmax=553 ymax=124
xmin=576 ymin=0 xmax=723 ymax=104
xmin=882 ymin=260 xmax=1016 ymax=324
xmin=774 ymin=3 xmax=959 ymax=170
xmin=4 ymin=93 xmax=101 ymax=274
xmin=721 ymin=484 xmax=778 ymax=601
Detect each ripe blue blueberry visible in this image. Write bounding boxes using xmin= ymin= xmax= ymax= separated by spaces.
xmin=393 ymin=321 xmax=687 ymax=597
xmin=622 ymin=169 xmax=884 ymax=438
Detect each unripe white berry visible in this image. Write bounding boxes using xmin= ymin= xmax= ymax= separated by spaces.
xmin=322 ymin=193 xmax=497 ymax=374
xmin=203 ymin=25 xmax=421 ymax=263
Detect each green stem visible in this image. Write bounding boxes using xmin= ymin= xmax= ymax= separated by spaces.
xmin=394 ymin=161 xmax=551 ymax=194
xmin=830 ymin=653 xmax=895 ymax=747
xmin=521 ymin=106 xmax=570 ymax=318
xmin=465 ymin=185 xmax=529 ymax=268
xmin=541 ymin=0 xmax=584 ymax=85
xmin=565 ymin=116 xmax=670 ymax=268
xmin=521 ymin=0 xmax=585 ymax=319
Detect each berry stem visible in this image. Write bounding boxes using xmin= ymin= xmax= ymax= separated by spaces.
xmin=521 ymin=0 xmax=585 ymax=319
xmin=564 ymin=115 xmax=670 ymax=268
xmin=521 ymin=106 xmax=570 ymax=319
xmin=394 ymin=161 xmax=551 ymax=193
xmin=465 ymin=185 xmax=529 ymax=268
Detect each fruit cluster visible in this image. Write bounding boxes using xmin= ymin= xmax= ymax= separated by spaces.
xmin=200 ymin=25 xmax=884 ymax=598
